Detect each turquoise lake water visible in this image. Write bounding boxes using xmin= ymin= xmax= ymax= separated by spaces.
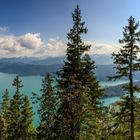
xmin=0 ymin=72 xmax=139 ymax=126
xmin=0 ymin=72 xmax=130 ymax=104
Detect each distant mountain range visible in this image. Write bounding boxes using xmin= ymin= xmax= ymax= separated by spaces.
xmin=0 ymin=56 xmax=139 ymax=79
xmin=0 ymin=56 xmax=65 ymax=65
xmin=0 ymin=56 xmax=140 ymax=97
xmin=0 ymin=57 xmax=114 ymax=79
xmin=104 ymin=81 xmax=140 ymax=97
xmin=0 ymin=57 xmax=64 ymax=75
xmin=0 ymin=54 xmax=113 ymax=65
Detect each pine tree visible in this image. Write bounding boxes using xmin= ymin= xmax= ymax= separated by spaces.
xmin=80 ymin=54 xmax=103 ymax=139
xmin=7 ymin=75 xmax=23 ymax=140
xmin=109 ymin=16 xmax=140 ymax=140
xmin=21 ymin=96 xmax=36 ymax=140
xmin=1 ymin=89 xmax=10 ymax=115
xmin=0 ymin=111 xmax=5 ymax=140
xmin=110 ymin=96 xmax=132 ymax=139
xmin=57 ymin=5 xmax=102 ymax=140
xmin=37 ymin=73 xmax=56 ymax=140
xmin=0 ymin=89 xmax=10 ymax=139
xmin=134 ymin=99 xmax=140 ymax=139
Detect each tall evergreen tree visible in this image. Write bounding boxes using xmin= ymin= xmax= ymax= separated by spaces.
xmin=37 ymin=73 xmax=56 ymax=140
xmin=1 ymin=89 xmax=10 ymax=115
xmin=7 ymin=75 xmax=23 ymax=140
xmin=0 ymin=89 xmax=10 ymax=140
xmin=57 ymin=5 xmax=102 ymax=140
xmin=80 ymin=54 xmax=103 ymax=139
xmin=109 ymin=16 xmax=140 ymax=140
xmin=21 ymin=96 xmax=36 ymax=140
xmin=0 ymin=111 xmax=5 ymax=140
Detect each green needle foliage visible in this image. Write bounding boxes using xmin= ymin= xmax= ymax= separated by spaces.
xmin=57 ymin=5 xmax=103 ymax=140
xmin=7 ymin=75 xmax=23 ymax=140
xmin=37 ymin=73 xmax=56 ymax=140
xmin=0 ymin=89 xmax=10 ymax=140
xmin=80 ymin=54 xmax=103 ymax=139
xmin=109 ymin=16 xmax=140 ymax=140
xmin=21 ymin=96 xmax=36 ymax=140
xmin=0 ymin=113 xmax=5 ymax=140
xmin=1 ymin=89 xmax=10 ymax=115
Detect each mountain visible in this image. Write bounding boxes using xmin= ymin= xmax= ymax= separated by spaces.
xmin=91 ymin=55 xmax=113 ymax=65
xmin=0 ymin=57 xmax=114 ymax=79
xmin=29 ymin=56 xmax=65 ymax=65
xmin=0 ymin=57 xmax=140 ymax=97
xmin=0 ymin=56 xmax=65 ymax=65
xmin=0 ymin=57 xmax=64 ymax=75
xmin=0 ymin=61 xmax=63 ymax=76
xmin=104 ymin=81 xmax=140 ymax=97
xmin=104 ymin=84 xmax=124 ymax=97
xmin=0 ymin=55 xmax=112 ymax=66
xmin=95 ymin=65 xmax=115 ymax=81
xmin=0 ymin=57 xmax=139 ymax=80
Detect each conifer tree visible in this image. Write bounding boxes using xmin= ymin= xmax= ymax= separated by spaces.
xmin=109 ymin=96 xmax=132 ymax=139
xmin=110 ymin=16 xmax=140 ymax=140
xmin=0 ymin=112 xmax=5 ymax=140
xmin=0 ymin=89 xmax=10 ymax=139
xmin=1 ymin=89 xmax=10 ymax=115
xmin=57 ymin=5 xmax=102 ymax=140
xmin=37 ymin=73 xmax=56 ymax=140
xmin=7 ymin=75 xmax=23 ymax=140
xmin=21 ymin=96 xmax=36 ymax=140
xmin=80 ymin=54 xmax=103 ymax=139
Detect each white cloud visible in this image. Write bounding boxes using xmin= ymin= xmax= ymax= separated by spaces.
xmin=0 ymin=35 xmax=20 ymax=52
xmin=18 ymin=33 xmax=43 ymax=49
xmin=85 ymin=41 xmax=119 ymax=55
xmin=0 ymin=33 xmax=43 ymax=57
xmin=45 ymin=38 xmax=67 ymax=56
xmin=0 ymin=34 xmax=67 ymax=57
xmin=0 ymin=32 xmax=119 ymax=58
xmin=32 ymin=38 xmax=67 ymax=57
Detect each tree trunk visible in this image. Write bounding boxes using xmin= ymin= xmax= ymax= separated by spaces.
xmin=130 ymin=44 xmax=134 ymax=140
xmin=130 ymin=73 xmax=134 ymax=140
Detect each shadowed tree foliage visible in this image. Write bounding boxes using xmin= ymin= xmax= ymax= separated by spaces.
xmin=109 ymin=16 xmax=140 ymax=140
xmin=1 ymin=89 xmax=10 ymax=116
xmin=80 ymin=54 xmax=103 ymax=139
xmin=56 ymin=5 xmax=103 ymax=140
xmin=21 ymin=96 xmax=36 ymax=140
xmin=0 ymin=89 xmax=10 ymax=140
xmin=7 ymin=75 xmax=23 ymax=140
xmin=37 ymin=73 xmax=56 ymax=140
xmin=0 ymin=113 xmax=5 ymax=140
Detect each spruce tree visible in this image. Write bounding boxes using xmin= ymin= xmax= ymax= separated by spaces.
xmin=110 ymin=96 xmax=132 ymax=139
xmin=0 ymin=89 xmax=10 ymax=139
xmin=21 ymin=96 xmax=36 ymax=140
xmin=110 ymin=16 xmax=140 ymax=140
xmin=37 ymin=73 xmax=56 ymax=140
xmin=1 ymin=89 xmax=10 ymax=115
xmin=8 ymin=75 xmax=23 ymax=140
xmin=80 ymin=54 xmax=103 ymax=139
xmin=57 ymin=5 xmax=102 ymax=140
xmin=0 ymin=111 xmax=5 ymax=140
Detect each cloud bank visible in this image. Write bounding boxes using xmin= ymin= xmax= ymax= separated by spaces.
xmin=85 ymin=41 xmax=119 ymax=55
xmin=0 ymin=33 xmax=67 ymax=57
xmin=0 ymin=32 xmax=119 ymax=58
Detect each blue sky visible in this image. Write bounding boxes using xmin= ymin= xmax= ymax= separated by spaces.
xmin=0 ymin=0 xmax=140 ymax=60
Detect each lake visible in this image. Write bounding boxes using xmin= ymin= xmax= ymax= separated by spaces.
xmin=0 ymin=72 xmax=128 ymax=104
xmin=0 ymin=72 xmax=137 ymax=126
